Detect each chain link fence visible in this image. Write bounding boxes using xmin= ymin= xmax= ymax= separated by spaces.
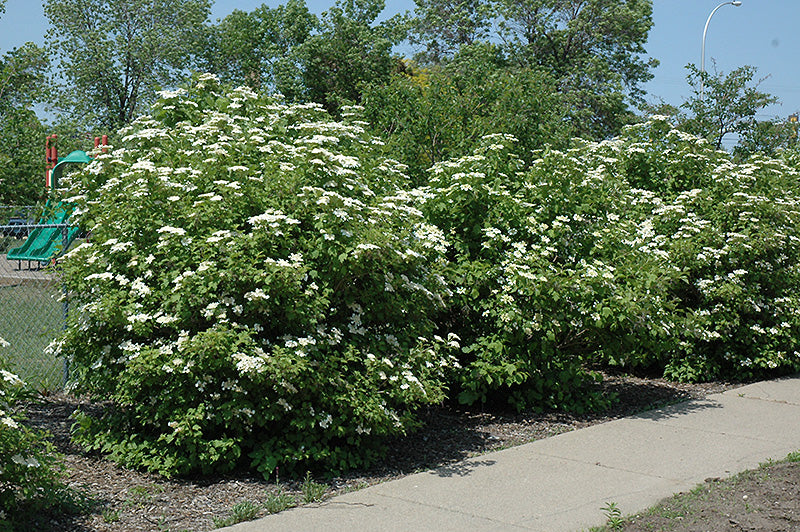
xmin=0 ymin=205 xmax=69 ymax=391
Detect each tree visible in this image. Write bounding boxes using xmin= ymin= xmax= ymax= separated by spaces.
xmin=44 ymin=0 xmax=211 ymax=131
xmin=734 ymin=118 xmax=798 ymax=160
xmin=0 ymin=109 xmax=46 ymax=205
xmin=294 ymin=0 xmax=404 ymax=112
xmin=407 ymin=0 xmax=494 ymax=64
xmin=494 ymin=0 xmax=657 ymax=139
xmin=198 ymin=9 xmax=266 ymax=89
xmin=197 ymin=0 xmax=317 ymax=96
xmin=680 ymin=63 xmax=779 ymax=151
xmin=198 ymin=0 xmax=403 ymax=112
xmin=404 ymin=0 xmax=657 ymax=140
xmin=0 ymin=14 xmax=50 ymax=204
xmin=361 ymin=43 xmax=572 ymax=181
xmin=0 ymin=44 xmax=48 ymax=121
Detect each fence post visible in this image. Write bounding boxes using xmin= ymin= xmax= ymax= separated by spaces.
xmin=61 ymin=224 xmax=69 ymax=385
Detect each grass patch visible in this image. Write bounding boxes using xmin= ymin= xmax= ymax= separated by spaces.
xmin=0 ymin=280 xmax=64 ymax=390
xmin=212 ymin=500 xmax=263 ymax=529
xmin=101 ymin=507 xmax=121 ymax=523
xmin=264 ymin=488 xmax=296 ymax=514
xmin=300 ymin=472 xmax=328 ymax=504
xmin=124 ymin=483 xmax=165 ymax=508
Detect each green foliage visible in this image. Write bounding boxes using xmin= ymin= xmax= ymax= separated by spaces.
xmin=197 ymin=0 xmax=317 ymax=95
xmin=197 ymin=0 xmax=405 ymax=114
xmin=212 ymin=500 xmax=262 ymax=529
xmin=294 ymin=0 xmax=403 ymax=113
xmin=44 ymin=0 xmax=212 ymax=130
xmin=58 ymin=74 xmax=456 ymax=478
xmin=58 ymin=82 xmax=800 ymax=478
xmin=41 ymin=62 xmax=800 ymax=482
xmin=407 ymin=0 xmax=494 ymax=64
xmin=601 ymin=501 xmax=624 ymax=530
xmin=406 ymin=0 xmax=656 ymax=139
xmin=734 ymin=119 xmax=799 ymax=161
xmin=0 ymin=40 xmax=49 ymax=205
xmin=361 ymin=44 xmax=572 ymax=182
xmin=264 ymin=488 xmax=296 ymax=514
xmin=423 ymin=116 xmax=800 ymax=406
xmin=102 ymin=507 xmax=121 ymax=523
xmin=300 ymin=471 xmax=327 ymax=503
xmin=0 ymin=108 xmax=46 ymax=205
xmin=0 ymin=340 xmax=87 ymax=529
xmin=614 ymin=117 xmax=800 ymax=381
xmin=681 ymin=63 xmax=779 ymax=151
xmin=495 ymin=0 xmax=657 ymax=138
xmin=126 ymin=484 xmax=163 ymax=506
xmin=0 ymin=42 xmax=49 ymax=118
xmin=420 ymin=134 xmax=668 ymax=410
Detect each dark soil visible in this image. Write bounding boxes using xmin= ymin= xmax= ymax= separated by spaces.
xmin=611 ymin=459 xmax=800 ymax=531
xmin=19 ymin=371 xmax=778 ymax=532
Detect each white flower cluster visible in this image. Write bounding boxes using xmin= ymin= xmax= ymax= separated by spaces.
xmin=157 ymin=226 xmax=187 ymax=236
xmin=0 ymin=363 xmax=24 ymax=432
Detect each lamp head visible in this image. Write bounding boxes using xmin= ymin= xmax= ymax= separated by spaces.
xmin=732 ymin=1 xmax=742 ymax=5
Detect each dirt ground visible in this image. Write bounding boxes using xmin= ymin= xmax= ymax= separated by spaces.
xmin=613 ymin=458 xmax=800 ymax=532
xmin=20 ymin=371 xmax=793 ymax=532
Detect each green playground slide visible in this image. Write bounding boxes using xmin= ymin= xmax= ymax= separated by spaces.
xmin=7 ymin=201 xmax=80 ymax=264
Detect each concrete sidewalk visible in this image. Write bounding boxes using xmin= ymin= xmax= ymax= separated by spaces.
xmin=225 ymin=375 xmax=800 ymax=532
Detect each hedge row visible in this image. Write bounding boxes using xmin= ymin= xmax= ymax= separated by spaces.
xmin=55 ymin=77 xmax=800 ymax=477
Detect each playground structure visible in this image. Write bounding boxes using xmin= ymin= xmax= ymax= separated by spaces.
xmin=4 ymin=134 xmax=107 ymax=268
xmin=45 ymin=133 xmax=108 ymax=189
xmin=6 ymin=200 xmax=80 ymax=268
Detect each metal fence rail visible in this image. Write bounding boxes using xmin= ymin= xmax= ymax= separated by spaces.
xmin=0 ymin=214 xmax=70 ymax=391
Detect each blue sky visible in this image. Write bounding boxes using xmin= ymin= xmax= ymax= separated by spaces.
xmin=1 ymin=0 xmax=798 ymax=148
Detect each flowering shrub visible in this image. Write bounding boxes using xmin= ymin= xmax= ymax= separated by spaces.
xmin=418 ymin=136 xmax=678 ymax=411
xmin=613 ymin=118 xmax=800 ymax=381
xmin=0 ymin=339 xmax=69 ymax=527
xmin=57 ymin=74 xmax=457 ymax=477
xmin=510 ymin=116 xmax=800 ymax=383
xmin=420 ymin=117 xmax=800 ymax=405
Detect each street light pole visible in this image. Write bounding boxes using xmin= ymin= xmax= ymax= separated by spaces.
xmin=701 ymin=1 xmax=742 ymax=99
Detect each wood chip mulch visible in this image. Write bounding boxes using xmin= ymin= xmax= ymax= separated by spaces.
xmin=20 ymin=371 xmax=739 ymax=532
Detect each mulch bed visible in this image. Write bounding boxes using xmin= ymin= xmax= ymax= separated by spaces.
xmin=21 ymin=371 xmax=742 ymax=532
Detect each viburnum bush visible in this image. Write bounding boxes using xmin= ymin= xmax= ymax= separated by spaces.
xmin=56 ymin=74 xmax=457 ymax=477
xmin=0 ymin=339 xmax=73 ymax=528
xmin=418 ymin=135 xmax=678 ymax=411
xmin=419 ymin=117 xmax=800 ymax=403
xmin=612 ymin=117 xmax=800 ymax=381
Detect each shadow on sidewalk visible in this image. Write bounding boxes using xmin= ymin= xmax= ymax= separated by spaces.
xmin=632 ymin=398 xmax=724 ymax=422
xmin=431 ymin=459 xmax=497 ymax=478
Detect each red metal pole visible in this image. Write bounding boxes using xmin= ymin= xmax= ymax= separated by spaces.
xmin=45 ymin=134 xmax=58 ymax=189
xmin=45 ymin=135 xmax=51 ymax=189
xmin=46 ymin=135 xmax=53 ymax=166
